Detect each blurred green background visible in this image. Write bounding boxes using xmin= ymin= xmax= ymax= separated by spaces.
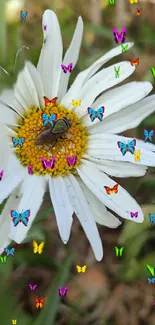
xmin=0 ymin=0 xmax=155 ymax=324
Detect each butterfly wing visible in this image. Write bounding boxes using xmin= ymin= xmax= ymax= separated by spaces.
xmin=63 ymin=286 xmax=68 ymax=296
xmin=51 ymin=97 xmax=57 ymax=106
xmin=67 ymin=63 xmax=73 ymax=73
xmin=21 ymin=210 xmax=30 ymax=226
xmin=10 ymin=210 xmax=20 ymax=226
xmin=146 ymin=264 xmax=155 ymax=276
xmin=150 ymin=67 xmax=155 ymax=78
xmin=42 ymin=113 xmax=49 ymax=126
xmin=38 ymin=242 xmax=45 ymax=254
xmin=35 ymin=296 xmax=40 ymax=308
xmin=127 ymin=139 xmax=136 ymax=154
xmin=12 ymin=137 xmax=18 ymax=147
xmin=43 ymin=96 xmax=51 ymax=106
xmin=29 ymin=284 xmax=33 ymax=290
xmin=33 ymin=241 xmax=39 ymax=254
xmin=19 ymin=137 xmax=25 ymax=147
xmin=112 ymin=184 xmax=118 ymax=194
xmin=82 ymin=265 xmax=87 ymax=273
xmin=76 ymin=265 xmax=81 ymax=273
xmin=148 ymin=130 xmax=154 ymax=142
xmin=97 ymin=106 xmax=105 ymax=121
xmin=144 ymin=129 xmax=149 ymax=142
xmin=61 ymin=64 xmax=68 ymax=73
xmin=4 ymin=248 xmax=10 ymax=256
xmin=112 ymin=28 xmax=119 ymax=43
xmin=49 ymin=114 xmax=57 ymax=127
xmin=120 ymin=27 xmax=126 ymax=43
xmin=58 ymin=286 xmax=63 ymax=296
xmin=104 ymin=186 xmax=112 ymax=195
xmin=87 ymin=107 xmax=96 ymax=122
xmin=117 ymin=141 xmax=127 ymax=155
xmin=39 ymin=296 xmax=45 ymax=308
xmin=0 ymin=170 xmax=4 ymax=181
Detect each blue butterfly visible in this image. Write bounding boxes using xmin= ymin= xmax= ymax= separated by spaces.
xmin=12 ymin=137 xmax=25 ymax=147
xmin=5 ymin=248 xmax=15 ymax=257
xmin=10 ymin=210 xmax=30 ymax=227
xmin=87 ymin=106 xmax=105 ymax=122
xmin=117 ymin=139 xmax=136 ymax=155
xmin=144 ymin=129 xmax=154 ymax=142
xmin=42 ymin=113 xmax=57 ymax=127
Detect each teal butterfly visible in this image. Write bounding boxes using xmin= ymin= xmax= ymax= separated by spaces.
xmin=117 ymin=139 xmax=136 ymax=156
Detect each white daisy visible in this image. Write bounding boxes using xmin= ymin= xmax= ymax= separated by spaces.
xmin=0 ymin=9 xmax=155 ymax=261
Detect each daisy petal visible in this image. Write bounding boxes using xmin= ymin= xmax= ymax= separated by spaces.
xmin=14 ymin=63 xmax=42 ymax=110
xmin=49 ymin=176 xmax=73 ymax=244
xmin=81 ymin=81 xmax=152 ymax=122
xmin=0 ymin=154 xmax=25 ymax=204
xmin=77 ymin=160 xmax=144 ymax=223
xmin=0 ymin=188 xmax=22 ymax=254
xmin=89 ymin=94 xmax=155 ymax=134
xmin=0 ymin=90 xmax=18 ymax=125
xmin=8 ymin=175 xmax=46 ymax=243
xmin=64 ymin=174 xmax=103 ymax=261
xmin=83 ymin=156 xmax=147 ymax=177
xmin=0 ymin=125 xmax=10 ymax=170
xmin=37 ymin=10 xmax=63 ymax=99
xmin=26 ymin=61 xmax=45 ymax=107
xmin=77 ymin=62 xmax=135 ymax=119
xmin=78 ymin=177 xmax=122 ymax=228
xmin=58 ymin=16 xmax=83 ymax=101
xmin=61 ymin=42 xmax=134 ymax=107
xmin=87 ymin=134 xmax=155 ymax=167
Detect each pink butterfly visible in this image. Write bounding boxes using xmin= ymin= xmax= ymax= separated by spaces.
xmin=61 ymin=63 xmax=73 ymax=74
xmin=66 ymin=155 xmax=77 ymax=166
xmin=58 ymin=286 xmax=68 ymax=296
xmin=43 ymin=25 xmax=47 ymax=31
xmin=29 ymin=284 xmax=37 ymax=291
xmin=41 ymin=157 xmax=56 ymax=169
xmin=28 ymin=166 xmax=33 ymax=174
xmin=130 ymin=211 xmax=138 ymax=218
xmin=112 ymin=27 xmax=127 ymax=44
xmin=0 ymin=170 xmax=4 ymax=181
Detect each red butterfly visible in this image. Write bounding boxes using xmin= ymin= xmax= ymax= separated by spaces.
xmin=35 ymin=296 xmax=45 ymax=309
xmin=104 ymin=184 xmax=118 ymax=195
xmin=130 ymin=58 xmax=139 ymax=66
xmin=136 ymin=8 xmax=141 ymax=16
xmin=43 ymin=96 xmax=57 ymax=107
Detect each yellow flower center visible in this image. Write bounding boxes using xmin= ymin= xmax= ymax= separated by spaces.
xmin=14 ymin=104 xmax=88 ymax=177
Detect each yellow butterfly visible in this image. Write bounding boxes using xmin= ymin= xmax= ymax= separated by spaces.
xmin=76 ymin=265 xmax=87 ymax=273
xmin=72 ymin=99 xmax=81 ymax=107
xmin=134 ymin=149 xmax=141 ymax=162
xmin=12 ymin=320 xmax=17 ymax=325
xmin=130 ymin=0 xmax=138 ymax=3
xmin=32 ymin=241 xmax=44 ymax=254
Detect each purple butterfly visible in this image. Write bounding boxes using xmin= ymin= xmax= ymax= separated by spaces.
xmin=61 ymin=63 xmax=73 ymax=74
xmin=29 ymin=284 xmax=37 ymax=291
xmin=130 ymin=211 xmax=138 ymax=218
xmin=112 ymin=27 xmax=127 ymax=44
xmin=28 ymin=166 xmax=33 ymax=174
xmin=41 ymin=157 xmax=56 ymax=169
xmin=66 ymin=155 xmax=77 ymax=166
xmin=0 ymin=170 xmax=4 ymax=181
xmin=58 ymin=286 xmax=68 ymax=296
xmin=43 ymin=25 xmax=47 ymax=31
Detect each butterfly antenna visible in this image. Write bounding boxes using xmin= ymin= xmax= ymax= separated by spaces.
xmin=0 ymin=100 xmax=24 ymax=119
xmin=14 ymin=46 xmax=29 ymax=74
xmin=0 ymin=66 xmax=10 ymax=76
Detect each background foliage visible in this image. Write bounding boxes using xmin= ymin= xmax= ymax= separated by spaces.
xmin=0 ymin=0 xmax=155 ymax=324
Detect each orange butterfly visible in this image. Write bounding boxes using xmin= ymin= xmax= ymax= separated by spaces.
xmin=43 ymin=96 xmax=57 ymax=107
xmin=130 ymin=58 xmax=139 ymax=66
xmin=35 ymin=296 xmax=45 ymax=309
xmin=104 ymin=184 xmax=118 ymax=195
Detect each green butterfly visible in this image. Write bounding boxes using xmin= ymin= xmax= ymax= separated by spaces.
xmin=146 ymin=264 xmax=155 ymax=276
xmin=115 ymin=247 xmax=124 ymax=257
xmin=121 ymin=44 xmax=128 ymax=53
xmin=150 ymin=67 xmax=155 ymax=79
xmin=109 ymin=0 xmax=115 ymax=5
xmin=114 ymin=66 xmax=120 ymax=78
xmin=0 ymin=256 xmax=7 ymax=264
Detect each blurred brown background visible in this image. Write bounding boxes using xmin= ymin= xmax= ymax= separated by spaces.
xmin=0 ymin=0 xmax=155 ymax=324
